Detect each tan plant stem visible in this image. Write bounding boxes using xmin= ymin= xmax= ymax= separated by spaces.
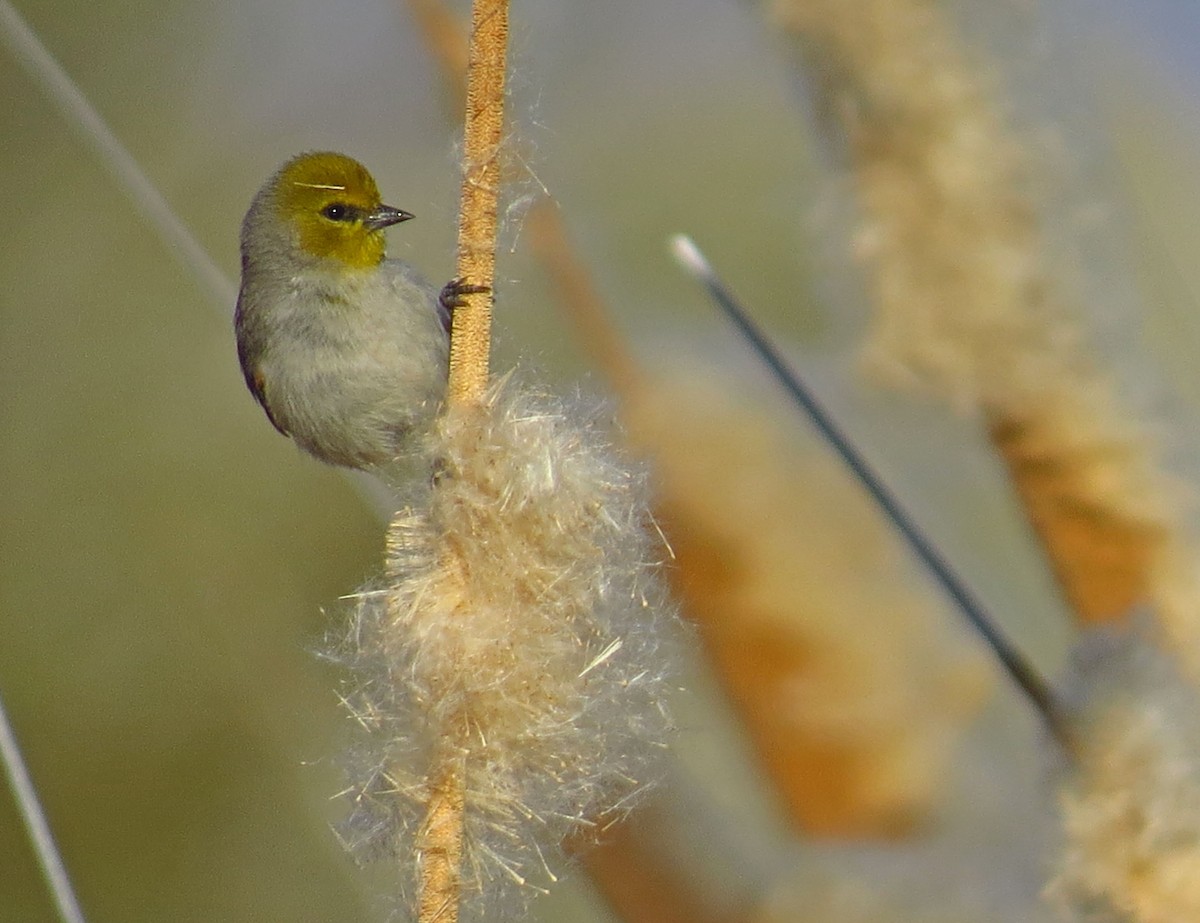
xmin=417 ymin=750 xmax=468 ymax=923
xmin=575 ymin=814 xmax=733 ymax=923
xmin=404 ymin=6 xmax=710 ymax=920
xmin=403 ymin=0 xmax=641 ymax=402
xmin=405 ymin=0 xmax=465 ymax=90
xmin=988 ymin=411 xmax=1166 ymax=625
xmin=406 ymin=0 xmax=468 ymax=92
xmin=413 ymin=2 xmax=508 ymax=918
xmin=526 ymin=203 xmax=647 ymax=398
xmin=447 ymin=0 xmax=509 ymax=406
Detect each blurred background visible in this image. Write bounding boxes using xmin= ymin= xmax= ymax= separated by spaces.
xmin=2 ymin=0 xmax=1200 ymax=920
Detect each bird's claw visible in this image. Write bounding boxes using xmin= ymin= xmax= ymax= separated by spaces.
xmin=438 ymin=278 xmax=490 ymax=315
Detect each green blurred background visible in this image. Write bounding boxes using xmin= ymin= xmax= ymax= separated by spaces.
xmin=2 ymin=0 xmax=1199 ymax=919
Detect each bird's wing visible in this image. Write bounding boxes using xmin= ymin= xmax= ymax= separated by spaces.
xmin=235 ymin=290 xmax=290 ymax=438
xmin=249 ymin=366 xmax=289 ymax=437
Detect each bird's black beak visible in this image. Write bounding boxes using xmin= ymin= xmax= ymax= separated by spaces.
xmin=364 ymin=204 xmax=415 ymax=231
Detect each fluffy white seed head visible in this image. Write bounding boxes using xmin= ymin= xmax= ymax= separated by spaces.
xmin=331 ymin=377 xmax=681 ymax=918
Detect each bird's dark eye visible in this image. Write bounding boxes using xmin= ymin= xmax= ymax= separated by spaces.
xmin=322 ymin=203 xmax=349 ymax=221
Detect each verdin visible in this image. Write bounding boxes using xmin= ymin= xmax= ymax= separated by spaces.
xmin=235 ymin=151 xmax=476 ymax=469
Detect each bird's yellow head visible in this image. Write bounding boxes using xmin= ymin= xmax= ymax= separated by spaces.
xmin=270 ymin=152 xmax=413 ymax=270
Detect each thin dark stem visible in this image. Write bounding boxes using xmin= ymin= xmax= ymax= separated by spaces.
xmin=671 ymin=235 xmax=1072 ymax=750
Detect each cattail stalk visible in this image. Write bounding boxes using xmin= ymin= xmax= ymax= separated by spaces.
xmin=526 ymin=203 xmax=647 ymax=398
xmin=403 ymin=7 xmax=706 ymax=921
xmin=448 ymin=0 xmax=508 ymax=404
xmin=416 ymin=755 xmax=467 ymax=923
xmin=412 ymin=1 xmax=508 ymax=917
xmin=407 ymin=0 xmax=470 ymax=89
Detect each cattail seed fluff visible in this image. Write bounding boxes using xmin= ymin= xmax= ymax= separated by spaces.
xmin=334 ymin=377 xmax=680 ymax=918
xmin=1051 ymin=625 xmax=1200 ymax=922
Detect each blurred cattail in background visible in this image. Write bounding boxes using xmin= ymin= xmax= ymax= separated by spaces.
xmin=764 ymin=0 xmax=1200 ymax=919
xmin=527 ymin=129 xmax=992 ymax=845
xmin=1052 ymin=624 xmax=1200 ymax=922
xmin=765 ymin=0 xmax=1183 ymax=635
xmin=7 ymin=0 xmax=1200 ymax=921
xmin=620 ymin=371 xmax=991 ymax=837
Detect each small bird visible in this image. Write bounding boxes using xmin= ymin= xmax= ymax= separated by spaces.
xmin=235 ymin=151 xmax=472 ymax=469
